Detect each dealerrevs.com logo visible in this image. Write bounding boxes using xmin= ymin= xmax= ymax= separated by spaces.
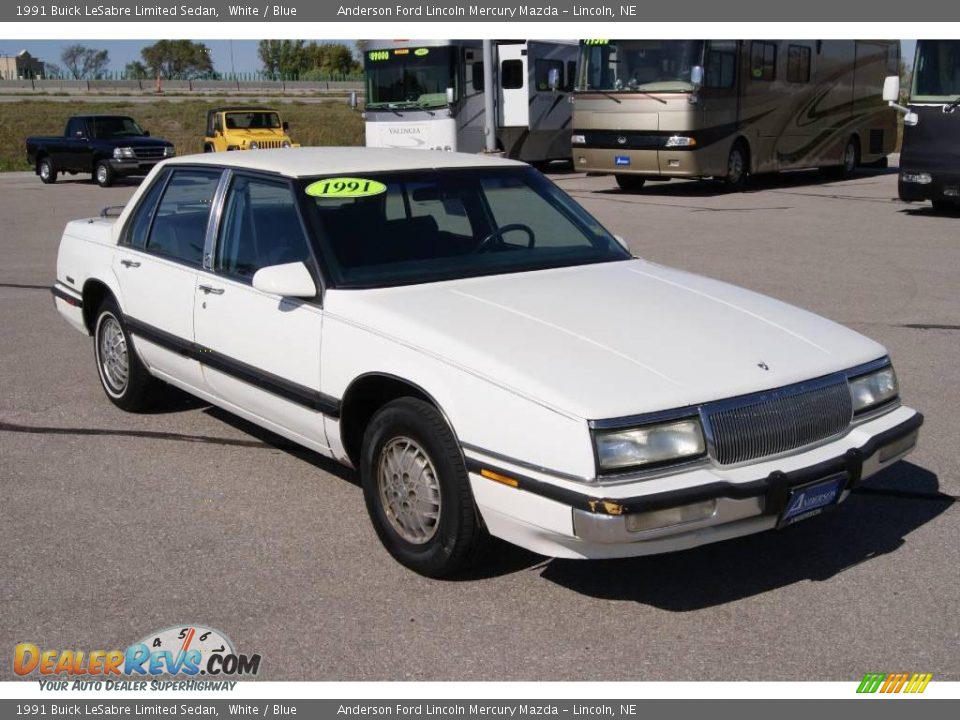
xmin=857 ymin=672 xmax=933 ymax=694
xmin=14 ymin=625 xmax=260 ymax=686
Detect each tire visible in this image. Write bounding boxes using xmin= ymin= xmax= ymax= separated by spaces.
xmin=360 ymin=397 xmax=488 ymax=578
xmin=725 ymin=141 xmax=749 ymax=191
xmin=93 ymin=297 xmax=158 ymax=412
xmin=838 ymin=137 xmax=859 ymax=179
xmin=94 ymin=160 xmax=115 ymax=188
xmin=203 ymin=144 xmax=214 ymax=153
xmin=615 ymin=174 xmax=646 ymax=191
xmin=38 ymin=157 xmax=56 ymax=184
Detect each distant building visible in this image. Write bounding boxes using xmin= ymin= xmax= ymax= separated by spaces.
xmin=0 ymin=50 xmax=45 ymax=80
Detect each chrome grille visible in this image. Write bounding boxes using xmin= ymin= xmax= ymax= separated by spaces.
xmin=132 ymin=147 xmax=166 ymax=160
xmin=253 ymin=140 xmax=284 ymax=149
xmin=705 ymin=378 xmax=853 ymax=465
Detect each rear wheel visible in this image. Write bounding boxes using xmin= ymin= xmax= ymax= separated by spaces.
xmin=38 ymin=157 xmax=56 ymax=184
xmin=360 ymin=397 xmax=488 ymax=578
xmin=725 ymin=141 xmax=749 ymax=191
xmin=615 ymin=174 xmax=646 ymax=191
xmin=94 ymin=160 xmax=115 ymax=188
xmin=93 ymin=297 xmax=159 ymax=411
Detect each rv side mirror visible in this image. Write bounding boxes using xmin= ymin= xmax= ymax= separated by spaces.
xmin=882 ymin=75 xmax=900 ymax=103
xmin=690 ymin=65 xmax=704 ymax=89
xmin=547 ymin=67 xmax=561 ymax=92
xmin=446 ymin=87 xmax=455 ymax=105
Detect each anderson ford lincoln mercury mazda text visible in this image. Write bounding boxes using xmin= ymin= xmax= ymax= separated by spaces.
xmin=50 ymin=148 xmax=922 ymax=577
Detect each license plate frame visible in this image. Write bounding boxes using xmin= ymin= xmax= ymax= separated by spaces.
xmin=777 ymin=473 xmax=848 ymax=529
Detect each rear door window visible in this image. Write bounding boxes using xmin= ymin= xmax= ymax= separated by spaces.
xmin=145 ymin=169 xmax=222 ymax=267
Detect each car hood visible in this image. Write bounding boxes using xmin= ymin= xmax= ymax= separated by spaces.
xmin=102 ymin=136 xmax=172 ymax=147
xmin=325 ymin=259 xmax=886 ymax=420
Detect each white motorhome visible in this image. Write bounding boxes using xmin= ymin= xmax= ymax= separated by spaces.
xmin=362 ymin=39 xmax=577 ymax=163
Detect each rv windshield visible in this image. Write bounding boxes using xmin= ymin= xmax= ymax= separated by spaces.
xmin=299 ymin=167 xmax=629 ymax=289
xmin=577 ymin=40 xmax=705 ymax=93
xmin=912 ymin=40 xmax=960 ymax=103
xmin=364 ymin=46 xmax=457 ymax=110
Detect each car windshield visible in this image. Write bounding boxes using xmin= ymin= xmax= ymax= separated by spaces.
xmin=577 ymin=40 xmax=705 ymax=92
xmin=364 ymin=46 xmax=457 ymax=109
xmin=912 ymin=40 xmax=960 ymax=102
xmin=89 ymin=116 xmax=145 ymax=138
xmin=299 ymin=167 xmax=630 ymax=288
xmin=225 ymin=112 xmax=282 ymax=130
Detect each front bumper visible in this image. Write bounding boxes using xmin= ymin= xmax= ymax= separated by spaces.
xmin=899 ymin=170 xmax=960 ymax=204
xmin=467 ymin=406 xmax=922 ymax=559
xmin=108 ymin=158 xmax=163 ymax=176
xmin=572 ymin=145 xmax=727 ymax=178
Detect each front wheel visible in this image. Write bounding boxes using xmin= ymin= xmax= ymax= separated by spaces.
xmin=360 ymin=397 xmax=488 ymax=578
xmin=615 ymin=174 xmax=646 ymax=192
xmin=38 ymin=157 xmax=57 ymax=184
xmin=725 ymin=142 xmax=749 ymax=191
xmin=838 ymin=137 xmax=859 ymax=179
xmin=93 ymin=298 xmax=159 ymax=411
xmin=94 ymin=160 xmax=115 ymax=188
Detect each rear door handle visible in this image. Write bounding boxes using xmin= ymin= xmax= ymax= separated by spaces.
xmin=120 ymin=259 xmax=140 ymax=268
xmin=198 ymin=284 xmax=225 ymax=295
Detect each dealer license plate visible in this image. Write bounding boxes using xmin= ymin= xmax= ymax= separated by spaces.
xmin=778 ymin=474 xmax=847 ymax=528
xmin=615 ymin=155 xmax=630 ymax=166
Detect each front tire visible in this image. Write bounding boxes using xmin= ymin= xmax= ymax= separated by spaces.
xmin=360 ymin=398 xmax=487 ymax=578
xmin=615 ymin=174 xmax=646 ymax=192
xmin=93 ymin=298 xmax=158 ymax=411
xmin=725 ymin=141 xmax=749 ymax=191
xmin=38 ymin=157 xmax=56 ymax=184
xmin=838 ymin=137 xmax=859 ymax=179
xmin=94 ymin=160 xmax=115 ymax=188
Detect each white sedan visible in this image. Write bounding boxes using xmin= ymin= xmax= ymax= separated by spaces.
xmin=51 ymin=148 xmax=923 ymax=577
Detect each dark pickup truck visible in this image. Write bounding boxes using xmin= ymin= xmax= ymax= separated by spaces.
xmin=26 ymin=115 xmax=175 ymax=187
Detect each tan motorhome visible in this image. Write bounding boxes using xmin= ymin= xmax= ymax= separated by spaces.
xmin=572 ymin=40 xmax=899 ymax=190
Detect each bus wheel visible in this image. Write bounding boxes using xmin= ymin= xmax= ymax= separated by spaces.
xmin=839 ymin=137 xmax=860 ymax=179
xmin=725 ymin=142 xmax=749 ymax=191
xmin=615 ymin=175 xmax=646 ymax=192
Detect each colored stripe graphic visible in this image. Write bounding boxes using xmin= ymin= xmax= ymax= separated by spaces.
xmin=857 ymin=672 xmax=932 ymax=694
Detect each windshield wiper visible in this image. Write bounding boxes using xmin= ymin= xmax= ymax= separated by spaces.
xmin=629 ymin=88 xmax=668 ymax=104
xmin=588 ymin=88 xmax=621 ymax=104
xmin=945 ymin=96 xmax=960 ymax=112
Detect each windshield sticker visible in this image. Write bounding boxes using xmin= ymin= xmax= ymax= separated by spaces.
xmin=306 ymin=178 xmax=387 ymax=199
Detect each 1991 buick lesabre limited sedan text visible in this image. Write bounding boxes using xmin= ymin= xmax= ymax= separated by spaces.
xmin=51 ymin=148 xmax=923 ymax=577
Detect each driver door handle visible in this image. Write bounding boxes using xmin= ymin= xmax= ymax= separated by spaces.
xmin=120 ymin=259 xmax=140 ymax=268
xmin=198 ymin=284 xmax=225 ymax=295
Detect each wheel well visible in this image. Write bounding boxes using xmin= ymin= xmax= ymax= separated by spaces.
xmin=81 ymin=280 xmax=114 ymax=334
xmin=35 ymin=152 xmax=48 ymax=171
xmin=339 ymin=374 xmax=437 ymax=467
xmin=731 ymin=136 xmax=751 ymax=171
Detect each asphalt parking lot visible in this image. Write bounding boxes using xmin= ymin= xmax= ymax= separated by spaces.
xmin=0 ymin=161 xmax=957 ymax=681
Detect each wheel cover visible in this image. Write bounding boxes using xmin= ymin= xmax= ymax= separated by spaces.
xmin=377 ymin=436 xmax=442 ymax=544
xmin=97 ymin=165 xmax=108 ymax=183
xmin=40 ymin=162 xmax=50 ymax=179
xmin=844 ymin=143 xmax=856 ymax=172
xmin=98 ymin=315 xmax=129 ymax=393
xmin=728 ymin=148 xmax=744 ymax=183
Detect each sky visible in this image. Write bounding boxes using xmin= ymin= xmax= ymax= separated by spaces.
xmin=0 ymin=39 xmax=917 ymax=74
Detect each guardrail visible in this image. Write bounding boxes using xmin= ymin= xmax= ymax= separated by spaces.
xmin=0 ymin=79 xmax=365 ymax=93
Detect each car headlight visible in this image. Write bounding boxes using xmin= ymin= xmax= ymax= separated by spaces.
xmin=594 ymin=418 xmax=706 ymax=473
xmin=665 ymin=135 xmax=697 ymax=148
xmin=281 ymin=140 xmax=291 ymax=148
xmin=571 ymin=134 xmax=586 ymax=144
xmin=249 ymin=141 xmax=259 ymax=150
xmin=849 ymin=364 xmax=899 ymax=414
xmin=163 ymin=146 xmax=176 ymax=157
xmin=112 ymin=147 xmax=135 ymax=159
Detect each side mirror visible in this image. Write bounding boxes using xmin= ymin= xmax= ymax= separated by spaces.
xmin=282 ymin=121 xmax=289 ymax=131
xmin=547 ymin=67 xmax=560 ymax=92
xmin=882 ymin=75 xmax=900 ymax=103
xmin=252 ymin=262 xmax=317 ymax=299
xmin=613 ymin=234 xmax=631 ymax=253
xmin=445 ymin=87 xmax=455 ymax=105
xmin=143 ymin=130 xmax=150 ymax=137
xmin=690 ymin=65 xmax=704 ymax=89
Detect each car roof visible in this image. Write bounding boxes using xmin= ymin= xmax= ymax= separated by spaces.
xmin=209 ymin=106 xmax=281 ymax=113
xmin=163 ymin=147 xmax=528 ymax=177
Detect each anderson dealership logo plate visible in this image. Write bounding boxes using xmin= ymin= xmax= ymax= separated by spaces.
xmin=778 ymin=474 xmax=846 ymax=527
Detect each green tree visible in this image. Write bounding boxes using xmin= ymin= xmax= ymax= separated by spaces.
xmin=141 ymin=40 xmax=214 ymax=80
xmin=124 ymin=61 xmax=149 ymax=80
xmin=258 ymin=40 xmax=360 ymax=79
xmin=60 ymin=44 xmax=110 ymax=79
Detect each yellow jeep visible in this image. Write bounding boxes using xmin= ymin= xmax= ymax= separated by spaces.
xmin=202 ymin=106 xmax=298 ymax=152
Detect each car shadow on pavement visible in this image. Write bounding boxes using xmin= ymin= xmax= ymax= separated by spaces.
xmin=901 ymin=205 xmax=960 ymax=218
xmin=539 ymin=461 xmax=953 ymax=609
xmin=592 ymin=166 xmax=898 ymax=199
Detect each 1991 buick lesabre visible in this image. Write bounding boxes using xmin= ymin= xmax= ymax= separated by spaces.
xmin=51 ymin=148 xmax=923 ymax=577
